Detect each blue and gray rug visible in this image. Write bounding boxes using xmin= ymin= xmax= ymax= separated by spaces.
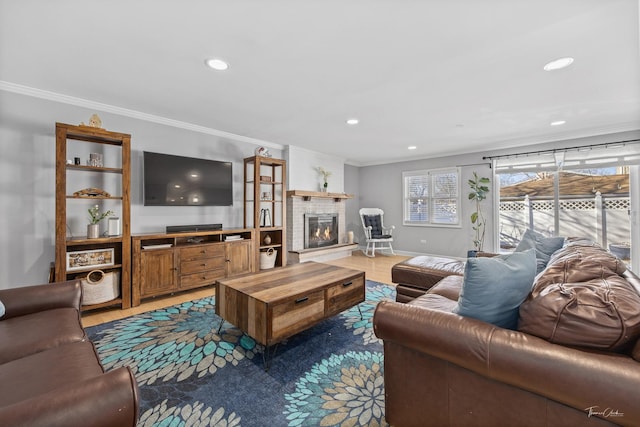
xmin=87 ymin=280 xmax=395 ymax=426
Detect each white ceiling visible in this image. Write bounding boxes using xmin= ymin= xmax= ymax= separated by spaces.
xmin=1 ymin=0 xmax=639 ymax=166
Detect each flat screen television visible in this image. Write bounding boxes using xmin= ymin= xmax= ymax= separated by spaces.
xmin=143 ymin=151 xmax=233 ymax=206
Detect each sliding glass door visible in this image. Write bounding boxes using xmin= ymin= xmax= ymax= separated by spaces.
xmin=494 ymin=147 xmax=638 ymax=272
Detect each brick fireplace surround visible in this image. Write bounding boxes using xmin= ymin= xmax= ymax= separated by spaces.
xmin=286 ymin=190 xmax=357 ymax=263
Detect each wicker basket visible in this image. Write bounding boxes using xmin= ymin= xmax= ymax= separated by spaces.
xmin=77 ymin=270 xmax=120 ymax=305
xmin=260 ymin=248 xmax=277 ymax=270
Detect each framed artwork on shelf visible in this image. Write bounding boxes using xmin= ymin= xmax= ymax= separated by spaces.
xmin=66 ymin=248 xmax=115 ymax=271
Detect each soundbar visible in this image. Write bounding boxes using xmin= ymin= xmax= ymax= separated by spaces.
xmin=166 ymin=224 xmax=223 ymax=233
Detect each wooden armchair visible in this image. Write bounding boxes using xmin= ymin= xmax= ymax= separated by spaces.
xmin=359 ymin=208 xmax=395 ymax=257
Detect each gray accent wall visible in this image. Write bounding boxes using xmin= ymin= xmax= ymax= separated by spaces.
xmin=348 ymin=153 xmax=494 ymax=258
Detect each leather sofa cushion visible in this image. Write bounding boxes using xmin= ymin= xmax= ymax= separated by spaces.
xmin=409 ymin=293 xmax=459 ymax=312
xmin=426 ymin=274 xmax=465 ymax=301
xmin=535 ymin=243 xmax=626 ymax=288
xmin=0 ymin=341 xmax=104 ymax=407
xmin=0 ymin=307 xmax=86 ymax=364
xmin=519 ymin=275 xmax=640 ymax=351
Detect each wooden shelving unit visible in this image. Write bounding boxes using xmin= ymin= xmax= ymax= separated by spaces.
xmin=54 ymin=122 xmax=131 ymax=310
xmin=244 ymin=156 xmax=287 ymax=269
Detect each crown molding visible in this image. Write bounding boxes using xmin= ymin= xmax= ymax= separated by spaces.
xmin=0 ymin=80 xmax=284 ymax=150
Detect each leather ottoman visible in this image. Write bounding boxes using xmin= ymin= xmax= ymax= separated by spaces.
xmin=392 ymin=255 xmax=465 ymax=302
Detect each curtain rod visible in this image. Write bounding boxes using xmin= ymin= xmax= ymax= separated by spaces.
xmin=482 ymin=138 xmax=640 ymax=161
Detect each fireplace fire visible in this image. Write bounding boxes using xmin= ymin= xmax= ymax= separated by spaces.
xmin=304 ymin=213 xmax=339 ymax=249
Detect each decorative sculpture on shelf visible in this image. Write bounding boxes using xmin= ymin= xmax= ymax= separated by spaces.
xmin=73 ymin=188 xmax=111 ymax=197
xmin=80 ymin=114 xmax=103 ymax=128
xmin=255 ymin=146 xmax=272 ymax=157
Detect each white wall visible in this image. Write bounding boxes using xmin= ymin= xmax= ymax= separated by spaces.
xmin=285 ymin=145 xmax=345 ymax=193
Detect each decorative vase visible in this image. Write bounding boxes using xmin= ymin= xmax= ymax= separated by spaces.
xmin=263 ymin=234 xmax=272 ymax=245
xmin=322 ymin=183 xmax=328 ymax=192
xmin=347 ymin=231 xmax=354 ymax=244
xmin=87 ymin=224 xmax=100 ymax=239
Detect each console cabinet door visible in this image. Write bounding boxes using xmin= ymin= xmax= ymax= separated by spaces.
xmin=140 ymin=249 xmax=178 ymax=297
xmin=225 ymin=241 xmax=252 ymax=276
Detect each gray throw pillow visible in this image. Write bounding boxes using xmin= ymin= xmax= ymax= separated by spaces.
xmin=0 ymin=299 xmax=4 ymax=318
xmin=454 ymin=249 xmax=536 ymax=329
xmin=515 ymin=228 xmax=565 ymax=274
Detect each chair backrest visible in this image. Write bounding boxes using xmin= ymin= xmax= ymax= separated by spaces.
xmin=359 ymin=208 xmax=386 ymax=237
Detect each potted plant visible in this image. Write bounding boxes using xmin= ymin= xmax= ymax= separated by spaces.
xmin=468 ymin=172 xmax=490 ymax=257
xmin=87 ymin=205 xmax=114 ymax=238
xmin=317 ymin=167 xmax=331 ymax=192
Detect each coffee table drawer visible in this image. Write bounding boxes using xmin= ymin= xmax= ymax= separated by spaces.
xmin=326 ymin=275 xmax=365 ymax=316
xmin=272 ymin=289 xmax=325 ymax=342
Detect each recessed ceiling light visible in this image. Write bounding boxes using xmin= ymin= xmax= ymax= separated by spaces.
xmin=550 ymin=120 xmax=566 ymax=126
xmin=346 ymin=118 xmax=359 ymax=125
xmin=543 ymin=57 xmax=574 ymax=71
xmin=205 ymin=58 xmax=229 ymax=71
xmin=408 ymin=146 xmax=417 ymax=150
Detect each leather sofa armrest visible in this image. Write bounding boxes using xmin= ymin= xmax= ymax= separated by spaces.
xmin=374 ymin=300 xmax=640 ymax=426
xmin=0 ymin=367 xmax=139 ymax=427
xmin=0 ymin=280 xmax=82 ymax=320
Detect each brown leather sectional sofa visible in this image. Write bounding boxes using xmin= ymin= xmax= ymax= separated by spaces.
xmin=376 ymin=239 xmax=640 ymax=426
xmin=0 ymin=280 xmax=139 ymax=426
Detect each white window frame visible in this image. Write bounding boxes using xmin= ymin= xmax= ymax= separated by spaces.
xmin=402 ymin=167 xmax=461 ymax=227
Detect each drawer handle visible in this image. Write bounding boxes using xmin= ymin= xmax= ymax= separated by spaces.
xmin=343 ymin=281 xmax=353 ymax=287
xmin=201 ymin=263 xmax=206 ymax=267
xmin=295 ymin=297 xmax=309 ymax=304
xmin=200 ymin=250 xmax=206 ymax=254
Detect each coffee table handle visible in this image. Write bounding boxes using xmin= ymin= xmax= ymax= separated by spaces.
xmin=343 ymin=281 xmax=353 ymax=287
xmin=295 ymin=296 xmax=309 ymax=304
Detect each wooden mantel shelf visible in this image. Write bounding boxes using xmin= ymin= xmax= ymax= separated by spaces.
xmin=287 ymin=190 xmax=354 ymax=201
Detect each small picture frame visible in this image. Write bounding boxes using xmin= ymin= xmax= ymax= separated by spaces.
xmin=260 ymin=175 xmax=272 ymax=182
xmin=66 ymin=248 xmax=115 ymax=271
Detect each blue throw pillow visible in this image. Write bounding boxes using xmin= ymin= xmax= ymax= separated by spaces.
xmin=454 ymin=249 xmax=536 ymax=329
xmin=0 ymin=299 xmax=4 ymax=318
xmin=515 ymin=229 xmax=565 ymax=274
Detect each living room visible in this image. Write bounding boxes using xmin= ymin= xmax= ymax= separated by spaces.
xmin=1 ymin=1 xmax=640 ymax=426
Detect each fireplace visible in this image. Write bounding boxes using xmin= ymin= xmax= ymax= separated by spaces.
xmin=304 ymin=213 xmax=339 ymax=249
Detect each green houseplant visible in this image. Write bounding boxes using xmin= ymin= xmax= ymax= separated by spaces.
xmin=468 ymin=172 xmax=490 ymax=255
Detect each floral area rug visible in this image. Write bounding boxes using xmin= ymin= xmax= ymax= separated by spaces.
xmin=87 ymin=280 xmax=396 ymax=427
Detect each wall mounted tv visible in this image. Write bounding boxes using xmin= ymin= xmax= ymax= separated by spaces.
xmin=143 ymin=151 xmax=233 ymax=206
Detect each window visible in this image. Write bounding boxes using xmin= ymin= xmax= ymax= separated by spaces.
xmin=403 ymin=167 xmax=460 ymax=226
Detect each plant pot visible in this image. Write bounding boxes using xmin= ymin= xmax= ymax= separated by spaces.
xmin=467 ymin=250 xmax=478 ymax=258
xmin=87 ymin=224 xmax=100 ymax=239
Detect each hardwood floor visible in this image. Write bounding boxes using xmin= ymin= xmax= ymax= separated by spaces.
xmin=81 ymin=251 xmax=410 ymax=328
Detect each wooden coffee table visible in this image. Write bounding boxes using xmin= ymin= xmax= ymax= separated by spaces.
xmin=215 ymin=262 xmax=365 ymax=354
